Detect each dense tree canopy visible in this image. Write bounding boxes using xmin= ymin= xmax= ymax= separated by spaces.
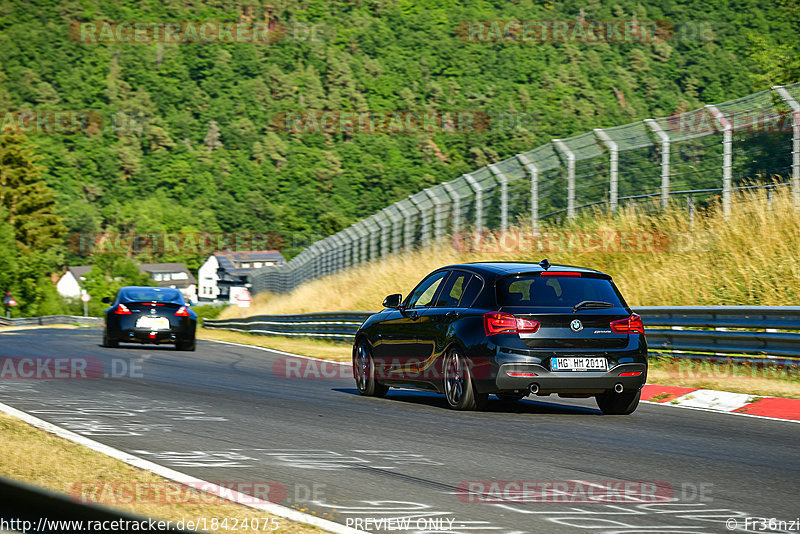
xmin=0 ymin=0 xmax=797 ymax=313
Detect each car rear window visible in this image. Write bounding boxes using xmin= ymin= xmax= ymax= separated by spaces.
xmin=496 ymin=275 xmax=624 ymax=308
xmin=119 ymin=287 xmax=184 ymax=304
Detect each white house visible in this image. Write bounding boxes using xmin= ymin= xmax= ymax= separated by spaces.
xmin=138 ymin=263 xmax=198 ymax=304
xmin=56 ymin=266 xmax=93 ymax=299
xmin=198 ymin=250 xmax=285 ymax=303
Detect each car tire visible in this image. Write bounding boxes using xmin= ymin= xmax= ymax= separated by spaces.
xmin=353 ymin=341 xmax=388 ymax=398
xmin=103 ymin=332 xmax=118 ymax=348
xmin=443 ymin=348 xmax=488 ymax=411
xmin=595 ymin=389 xmax=641 ymax=415
xmin=176 ymin=339 xmax=196 ymax=351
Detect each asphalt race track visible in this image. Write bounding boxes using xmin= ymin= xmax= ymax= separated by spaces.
xmin=1 ymin=328 xmax=798 ymax=533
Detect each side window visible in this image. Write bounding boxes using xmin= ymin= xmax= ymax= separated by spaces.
xmin=434 ymin=271 xmax=469 ymax=307
xmin=457 ymin=275 xmax=483 ymax=308
xmin=406 ymin=271 xmax=449 ymax=308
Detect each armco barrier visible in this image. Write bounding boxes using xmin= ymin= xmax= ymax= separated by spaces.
xmin=203 ymin=312 xmax=373 ymax=341
xmin=0 ymin=315 xmax=103 ymax=327
xmin=204 ymin=306 xmax=800 ymax=364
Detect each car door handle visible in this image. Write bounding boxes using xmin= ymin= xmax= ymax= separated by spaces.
xmin=446 ymin=311 xmax=460 ymax=318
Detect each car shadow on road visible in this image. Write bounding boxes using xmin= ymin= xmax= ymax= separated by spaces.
xmin=334 ymin=388 xmax=602 ymax=415
xmin=95 ymin=343 xmax=180 ymax=351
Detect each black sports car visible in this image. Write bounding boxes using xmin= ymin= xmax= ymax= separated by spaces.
xmin=102 ymin=286 xmax=197 ymax=351
xmin=352 ymin=261 xmax=647 ymax=413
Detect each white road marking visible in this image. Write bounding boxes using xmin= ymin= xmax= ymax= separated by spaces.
xmin=0 ymin=401 xmax=366 ymax=534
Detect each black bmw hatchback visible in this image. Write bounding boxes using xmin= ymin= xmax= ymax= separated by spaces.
xmin=352 ymin=261 xmax=647 ymax=413
xmin=102 ymin=286 xmax=197 ymax=351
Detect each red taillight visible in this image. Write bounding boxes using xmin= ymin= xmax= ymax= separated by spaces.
xmin=175 ymin=306 xmax=190 ymax=317
xmin=507 ymin=371 xmax=538 ymax=377
xmin=610 ymin=314 xmax=645 ymax=334
xmin=540 ymin=271 xmax=581 ymax=277
xmin=619 ymin=371 xmax=643 ymax=377
xmin=484 ymin=312 xmax=541 ymax=336
xmin=114 ymin=303 xmax=132 ymax=315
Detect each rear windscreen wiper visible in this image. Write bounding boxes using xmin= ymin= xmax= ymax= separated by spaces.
xmin=573 ymin=300 xmax=614 ymax=312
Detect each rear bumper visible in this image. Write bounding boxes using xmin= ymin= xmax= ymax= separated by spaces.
xmin=494 ymin=362 xmax=647 ymax=395
xmin=473 ymin=338 xmax=648 ymax=395
xmin=105 ymin=316 xmax=195 ymax=345
xmin=120 ymin=329 xmax=182 ymax=344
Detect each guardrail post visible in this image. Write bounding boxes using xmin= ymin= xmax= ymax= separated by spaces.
xmin=442 ymin=182 xmax=461 ymax=236
xmin=773 ymin=85 xmax=800 ymax=209
xmin=645 ymin=118 xmax=671 ymax=208
xmin=463 ymin=173 xmax=483 ymax=233
xmin=594 ymin=128 xmax=618 ymax=212
xmin=488 ymin=164 xmax=509 ymax=231
xmin=552 ymin=139 xmax=576 ymax=220
xmin=706 ymin=104 xmax=732 ymax=219
xmin=517 ymin=154 xmax=539 ymax=234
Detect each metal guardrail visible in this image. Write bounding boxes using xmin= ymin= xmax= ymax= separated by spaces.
xmin=204 ymin=312 xmax=372 ymax=340
xmin=0 ymin=315 xmax=103 ymax=327
xmin=204 ymin=306 xmax=800 ymax=365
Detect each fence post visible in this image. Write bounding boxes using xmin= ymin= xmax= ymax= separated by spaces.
xmin=488 ymin=164 xmax=509 ymax=231
xmin=377 ymin=211 xmax=392 ymax=258
xmin=330 ymin=234 xmax=344 ymax=273
xmin=688 ymin=195 xmax=695 ymax=230
xmin=516 ymin=154 xmax=539 ymax=234
xmin=463 ymin=173 xmax=483 ymax=233
xmin=442 ymin=182 xmax=461 ymax=236
xmin=705 ymin=104 xmax=732 ymax=219
xmin=773 ymin=85 xmax=800 ymax=209
xmin=395 ymin=202 xmax=414 ymax=251
xmin=343 ymin=228 xmax=358 ymax=267
xmin=356 ymin=224 xmax=368 ymax=265
xmin=408 ymin=194 xmax=430 ymax=246
xmin=552 ymin=139 xmax=575 ymax=220
xmin=645 ymin=118 xmax=671 ymax=208
xmin=423 ymin=188 xmax=445 ymax=242
xmin=593 ymin=128 xmax=618 ymax=212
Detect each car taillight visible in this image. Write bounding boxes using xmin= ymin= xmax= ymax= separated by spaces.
xmin=175 ymin=306 xmax=190 ymax=317
xmin=610 ymin=314 xmax=644 ymax=334
xmin=114 ymin=303 xmax=132 ymax=315
xmin=484 ymin=312 xmax=541 ymax=336
xmin=619 ymin=371 xmax=643 ymax=377
xmin=540 ymin=271 xmax=581 ymax=277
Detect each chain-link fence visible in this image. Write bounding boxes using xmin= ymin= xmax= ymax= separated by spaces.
xmin=250 ymin=83 xmax=800 ymax=295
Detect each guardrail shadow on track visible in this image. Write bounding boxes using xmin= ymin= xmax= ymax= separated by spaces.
xmin=0 ymin=476 xmax=197 ymax=533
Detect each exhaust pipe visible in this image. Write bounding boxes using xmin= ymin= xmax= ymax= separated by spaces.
xmin=614 ymin=383 xmax=624 ymax=393
xmin=529 ymin=383 xmax=540 ymax=395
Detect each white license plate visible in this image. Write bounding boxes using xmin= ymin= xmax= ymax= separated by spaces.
xmin=135 ymin=316 xmax=170 ymax=331
xmin=551 ymin=357 xmax=607 ymax=371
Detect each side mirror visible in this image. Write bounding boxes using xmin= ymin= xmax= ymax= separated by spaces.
xmin=101 ymin=297 xmax=111 ymax=304
xmin=382 ymin=293 xmax=403 ymax=309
